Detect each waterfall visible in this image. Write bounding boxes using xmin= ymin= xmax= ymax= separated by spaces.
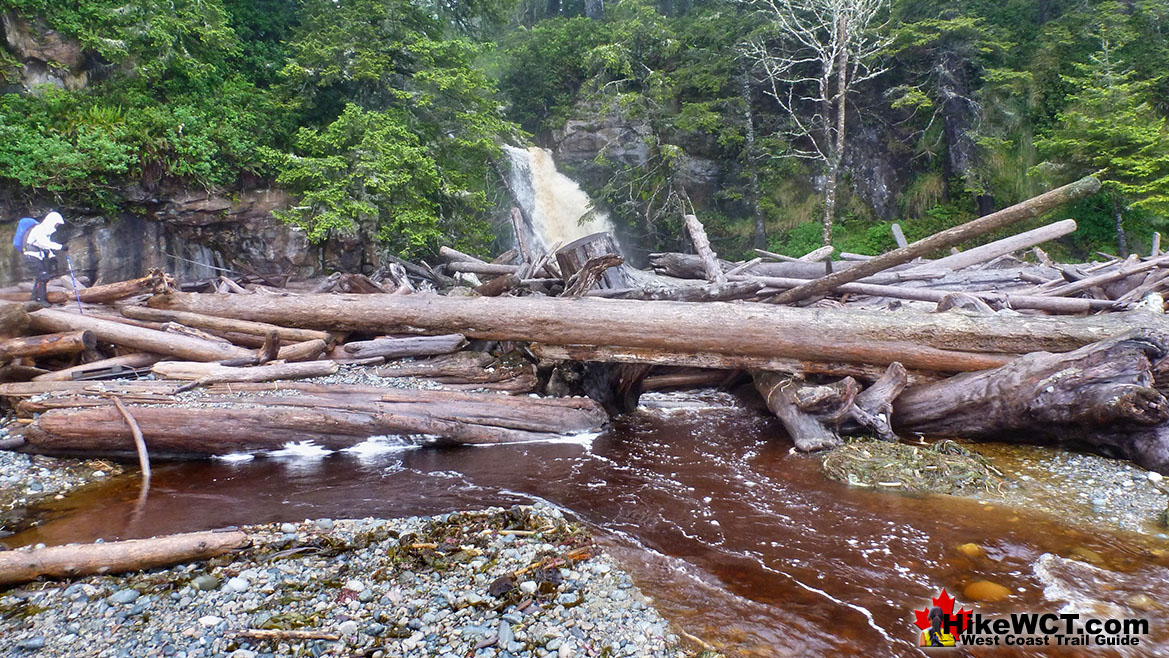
xmin=503 ymin=145 xmax=619 ymax=253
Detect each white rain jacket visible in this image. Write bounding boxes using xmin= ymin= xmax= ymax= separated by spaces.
xmin=23 ymin=212 xmax=65 ymax=260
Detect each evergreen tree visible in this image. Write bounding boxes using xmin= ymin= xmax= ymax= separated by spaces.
xmin=1035 ymin=12 xmax=1169 ymax=255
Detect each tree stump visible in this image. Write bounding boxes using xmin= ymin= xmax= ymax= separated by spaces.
xmin=556 ymin=233 xmax=630 ymax=290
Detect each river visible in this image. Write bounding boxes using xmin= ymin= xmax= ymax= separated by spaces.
xmin=7 ymin=390 xmax=1169 ymax=656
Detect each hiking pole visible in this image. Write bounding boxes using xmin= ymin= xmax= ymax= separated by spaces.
xmin=63 ymin=252 xmax=84 ymax=314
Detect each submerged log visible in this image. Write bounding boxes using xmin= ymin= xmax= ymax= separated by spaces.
xmin=894 ymin=331 xmax=1169 ymax=473
xmin=30 ymin=309 xmax=254 ymax=362
xmin=0 ymin=530 xmax=250 ymax=586
xmin=769 ymin=177 xmax=1101 ymax=304
xmin=752 ymin=371 xmax=852 ymax=451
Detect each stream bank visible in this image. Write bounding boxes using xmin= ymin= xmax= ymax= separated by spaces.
xmin=0 ymin=505 xmax=695 ymax=658
xmin=3 ymin=389 xmax=1169 ymax=656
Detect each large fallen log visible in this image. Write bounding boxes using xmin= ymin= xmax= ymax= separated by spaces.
xmin=148 ymin=292 xmax=1169 ymax=372
xmin=30 ymin=309 xmax=254 ymax=362
xmin=0 ymin=530 xmax=250 ymax=586
xmin=738 ymin=274 xmax=1114 ymax=314
xmin=769 ymin=176 xmax=1101 ymax=304
xmin=650 ymin=253 xmax=864 ymax=280
xmin=119 ymin=306 xmax=332 ymax=344
xmin=894 ymin=331 xmax=1169 ymax=473
xmin=11 ymin=383 xmax=608 ymax=456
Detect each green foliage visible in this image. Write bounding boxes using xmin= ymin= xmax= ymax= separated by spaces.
xmin=496 ymin=18 xmax=612 ymax=133
xmin=266 ymin=0 xmax=520 ymax=255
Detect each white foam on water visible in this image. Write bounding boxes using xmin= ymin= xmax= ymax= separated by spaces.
xmin=212 ymin=453 xmax=255 ymax=463
xmin=342 ymin=435 xmax=416 ymax=460
xmin=265 ymin=441 xmax=332 ymax=459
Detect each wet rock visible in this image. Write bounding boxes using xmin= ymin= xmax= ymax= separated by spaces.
xmin=963 ymin=581 xmax=1012 ymax=602
xmin=956 ymin=543 xmax=986 ymax=559
xmin=192 ymin=575 xmax=219 ymax=592
xmin=15 ymin=636 xmax=46 ymax=651
xmin=1070 ymin=547 xmax=1104 ymax=566
xmin=109 ymin=589 xmax=140 ymax=605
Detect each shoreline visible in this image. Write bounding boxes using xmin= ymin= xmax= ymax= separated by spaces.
xmin=0 ymin=505 xmax=702 ymax=658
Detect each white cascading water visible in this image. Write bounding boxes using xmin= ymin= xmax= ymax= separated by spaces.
xmin=503 ymin=145 xmax=619 ymax=252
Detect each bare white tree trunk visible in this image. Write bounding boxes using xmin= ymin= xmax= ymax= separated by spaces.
xmin=742 ymin=0 xmax=889 ymax=247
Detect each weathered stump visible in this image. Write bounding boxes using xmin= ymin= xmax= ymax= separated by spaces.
xmin=556 ymin=233 xmax=630 ymax=290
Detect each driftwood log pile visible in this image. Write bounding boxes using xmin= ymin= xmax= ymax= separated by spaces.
xmin=2 ymin=175 xmax=1169 ymax=473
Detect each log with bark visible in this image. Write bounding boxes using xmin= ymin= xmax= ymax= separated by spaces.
xmin=31 ymin=353 xmax=164 ymax=382
xmin=13 ymin=384 xmax=608 ymax=457
xmin=0 ymin=330 xmax=95 ymax=360
xmin=375 ymin=351 xmax=537 ymax=392
xmin=0 ymin=530 xmax=249 ymax=586
xmin=894 ymin=330 xmax=1169 ymax=473
xmin=0 ymin=300 xmax=30 ymax=338
xmin=44 ymin=269 xmax=175 ymax=305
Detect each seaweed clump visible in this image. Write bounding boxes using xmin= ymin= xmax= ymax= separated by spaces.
xmin=822 ymin=438 xmax=1003 ymax=495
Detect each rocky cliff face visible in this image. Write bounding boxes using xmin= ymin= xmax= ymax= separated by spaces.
xmin=550 ymin=102 xmax=907 ymax=231
xmin=1 ymin=187 xmax=324 ymax=287
xmin=1 ymin=12 xmax=96 ymax=92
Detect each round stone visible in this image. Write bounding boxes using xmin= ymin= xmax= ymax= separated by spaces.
xmin=109 ymin=589 xmax=140 ymax=605
xmin=192 ymin=575 xmax=219 ymax=592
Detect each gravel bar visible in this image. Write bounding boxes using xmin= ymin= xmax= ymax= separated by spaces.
xmin=0 ymin=505 xmax=700 ymax=658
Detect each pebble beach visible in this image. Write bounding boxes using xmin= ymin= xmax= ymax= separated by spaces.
xmin=0 ymin=505 xmax=694 ymax=658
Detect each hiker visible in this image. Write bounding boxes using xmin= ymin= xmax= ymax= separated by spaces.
xmin=21 ymin=211 xmax=68 ymax=304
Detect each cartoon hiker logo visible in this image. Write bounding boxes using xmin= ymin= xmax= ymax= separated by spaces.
xmin=914 ymin=589 xmax=971 ymax=647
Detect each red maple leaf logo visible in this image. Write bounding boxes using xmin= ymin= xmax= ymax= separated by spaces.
xmin=913 ymin=588 xmax=972 ymax=633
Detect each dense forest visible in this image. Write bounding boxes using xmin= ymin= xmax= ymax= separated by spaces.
xmin=1 ymin=0 xmax=1167 ymax=263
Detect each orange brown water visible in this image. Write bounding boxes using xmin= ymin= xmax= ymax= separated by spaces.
xmin=6 ymin=391 xmax=1169 ymax=656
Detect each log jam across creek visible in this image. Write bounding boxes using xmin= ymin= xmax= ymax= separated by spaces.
xmin=7 ymin=391 xmax=1169 ymax=657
